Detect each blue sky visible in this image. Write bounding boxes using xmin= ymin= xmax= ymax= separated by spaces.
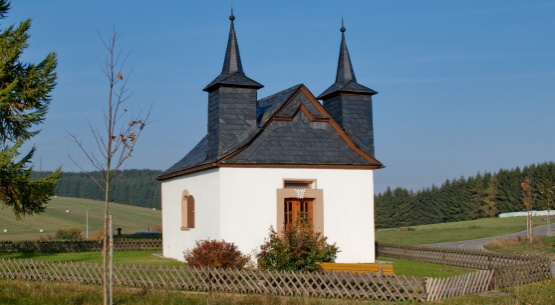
xmin=8 ymin=1 xmax=555 ymax=193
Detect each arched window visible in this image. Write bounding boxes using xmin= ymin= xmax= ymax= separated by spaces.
xmin=181 ymin=190 xmax=195 ymax=230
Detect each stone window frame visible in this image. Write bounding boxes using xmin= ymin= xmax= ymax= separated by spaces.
xmin=276 ymin=179 xmax=323 ymax=234
xmin=181 ymin=190 xmax=195 ymax=230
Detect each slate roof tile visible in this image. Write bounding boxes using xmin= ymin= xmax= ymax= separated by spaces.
xmin=257 ymin=84 xmax=302 ymax=126
xmin=162 ymin=136 xmax=211 ymax=175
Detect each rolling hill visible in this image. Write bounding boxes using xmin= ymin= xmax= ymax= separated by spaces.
xmin=0 ymin=197 xmax=161 ymax=241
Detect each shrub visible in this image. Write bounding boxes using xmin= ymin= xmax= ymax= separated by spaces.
xmin=55 ymin=228 xmax=83 ymax=240
xmin=184 ymin=239 xmax=250 ymax=269
xmin=257 ymin=226 xmax=339 ymax=272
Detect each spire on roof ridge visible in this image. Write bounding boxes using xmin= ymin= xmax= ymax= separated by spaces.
xmin=316 ymin=20 xmax=376 ymax=100
xmin=221 ymin=11 xmax=243 ymax=75
xmin=336 ymin=19 xmax=356 ymax=84
xmin=203 ymin=12 xmax=263 ymax=92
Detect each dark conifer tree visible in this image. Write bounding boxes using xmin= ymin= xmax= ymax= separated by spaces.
xmin=0 ymin=0 xmax=59 ymax=218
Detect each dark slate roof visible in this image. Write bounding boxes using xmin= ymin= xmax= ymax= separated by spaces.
xmin=257 ymin=84 xmax=303 ymax=126
xmin=161 ymin=136 xmax=211 ymax=175
xmin=226 ymin=110 xmax=372 ymax=165
xmin=203 ymin=16 xmax=263 ymax=92
xmin=160 ymin=85 xmax=382 ymax=178
xmin=275 ymin=89 xmax=327 ymax=120
xmin=318 ymin=80 xmax=377 ymax=100
xmin=317 ymin=28 xmax=377 ymax=100
xmin=204 ymin=72 xmax=263 ymax=92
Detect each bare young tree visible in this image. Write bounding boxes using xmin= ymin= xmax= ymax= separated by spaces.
xmin=68 ymin=30 xmax=150 ymax=305
xmin=521 ymin=176 xmax=534 ymax=242
xmin=539 ymin=180 xmax=555 ymax=237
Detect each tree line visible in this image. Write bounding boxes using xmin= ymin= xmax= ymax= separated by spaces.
xmin=32 ymin=162 xmax=555 ymax=225
xmin=32 ymin=170 xmax=162 ymax=209
xmin=375 ymin=162 xmax=555 ymax=229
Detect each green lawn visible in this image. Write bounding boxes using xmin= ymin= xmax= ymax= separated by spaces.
xmin=0 ymin=250 xmax=182 ymax=267
xmin=377 ymin=257 xmax=472 ymax=278
xmin=0 ymin=197 xmax=161 ymax=241
xmin=0 ymin=250 xmax=472 ymax=278
xmin=376 ymin=217 xmax=545 ymax=245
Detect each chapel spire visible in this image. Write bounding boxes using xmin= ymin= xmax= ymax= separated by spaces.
xmin=204 ymin=11 xmax=263 ymax=160
xmin=221 ymin=10 xmax=242 ymax=74
xmin=203 ymin=12 xmax=263 ymax=92
xmin=317 ymin=21 xmax=376 ymax=100
xmin=318 ymin=20 xmax=378 ymax=157
xmin=336 ymin=18 xmax=356 ymax=84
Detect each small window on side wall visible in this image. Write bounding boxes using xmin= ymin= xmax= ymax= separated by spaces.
xmin=181 ymin=190 xmax=195 ymax=230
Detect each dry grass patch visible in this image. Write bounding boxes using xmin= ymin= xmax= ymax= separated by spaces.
xmin=485 ymin=236 xmax=555 ymax=259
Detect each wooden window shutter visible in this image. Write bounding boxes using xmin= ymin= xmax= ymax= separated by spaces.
xmin=187 ymin=196 xmax=195 ymax=228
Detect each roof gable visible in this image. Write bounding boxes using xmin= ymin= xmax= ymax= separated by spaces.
xmin=223 ymin=86 xmax=382 ymax=166
xmin=273 ymin=86 xmax=328 ymax=121
xmin=257 ymin=84 xmax=302 ymax=126
xmin=224 ymin=106 xmax=371 ymax=165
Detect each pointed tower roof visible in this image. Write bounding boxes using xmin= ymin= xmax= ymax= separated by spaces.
xmin=203 ymin=12 xmax=263 ymax=92
xmin=317 ymin=22 xmax=376 ymax=100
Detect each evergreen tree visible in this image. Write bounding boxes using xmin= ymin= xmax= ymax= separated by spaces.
xmin=375 ymin=163 xmax=555 ymax=228
xmin=481 ymin=172 xmax=499 ymax=217
xmin=0 ymin=0 xmax=59 ymax=219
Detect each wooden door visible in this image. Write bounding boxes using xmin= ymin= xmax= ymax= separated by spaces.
xmin=284 ymin=199 xmax=313 ymax=230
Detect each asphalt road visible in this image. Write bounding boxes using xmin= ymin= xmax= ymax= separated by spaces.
xmin=423 ymin=222 xmax=555 ymax=277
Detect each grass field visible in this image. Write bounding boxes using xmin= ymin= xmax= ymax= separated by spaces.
xmin=0 ymin=197 xmax=161 ymax=241
xmin=376 ymin=216 xmax=545 ymax=245
xmin=1 ymin=278 xmax=554 ymax=305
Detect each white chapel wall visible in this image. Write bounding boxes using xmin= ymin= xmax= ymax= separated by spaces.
xmin=161 ymin=168 xmax=221 ymax=261
xmin=218 ymin=167 xmax=375 ymax=263
xmin=162 ymin=167 xmax=375 ymax=263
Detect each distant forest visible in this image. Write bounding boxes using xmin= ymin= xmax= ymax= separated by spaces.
xmin=33 ymin=163 xmax=555 ymax=227
xmin=375 ymin=162 xmax=555 ymax=229
xmin=32 ymin=170 xmax=162 ymax=209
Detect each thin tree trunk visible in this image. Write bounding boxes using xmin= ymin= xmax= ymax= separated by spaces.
xmin=103 ymin=176 xmax=110 ymax=305
xmin=109 ymin=215 xmax=114 ymax=305
xmin=527 ymin=211 xmax=533 ymax=242
xmin=548 ymin=207 xmax=552 ymax=237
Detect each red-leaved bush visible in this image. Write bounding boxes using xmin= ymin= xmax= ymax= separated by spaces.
xmin=184 ymin=239 xmax=250 ymax=269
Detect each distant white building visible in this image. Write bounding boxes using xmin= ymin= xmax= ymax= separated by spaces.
xmin=157 ymin=14 xmax=383 ymax=263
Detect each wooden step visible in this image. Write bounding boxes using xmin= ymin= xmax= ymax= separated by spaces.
xmin=318 ymin=262 xmax=394 ymax=276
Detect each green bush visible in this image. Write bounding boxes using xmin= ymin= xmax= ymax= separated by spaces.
xmin=257 ymin=226 xmax=339 ymax=272
xmin=184 ymin=239 xmax=250 ymax=269
xmin=55 ymin=228 xmax=83 ymax=241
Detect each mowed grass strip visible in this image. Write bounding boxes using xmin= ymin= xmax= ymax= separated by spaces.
xmin=0 ymin=250 xmax=473 ymax=278
xmin=0 ymin=250 xmax=182 ymax=267
xmin=0 ymin=197 xmax=161 ymax=241
xmin=376 ymin=257 xmax=472 ymax=278
xmin=376 ymin=217 xmax=545 ymax=245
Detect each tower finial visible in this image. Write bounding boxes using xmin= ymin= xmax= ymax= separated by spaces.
xmin=340 ymin=17 xmax=345 ymax=33
xmin=230 ymin=2 xmax=235 ymax=21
